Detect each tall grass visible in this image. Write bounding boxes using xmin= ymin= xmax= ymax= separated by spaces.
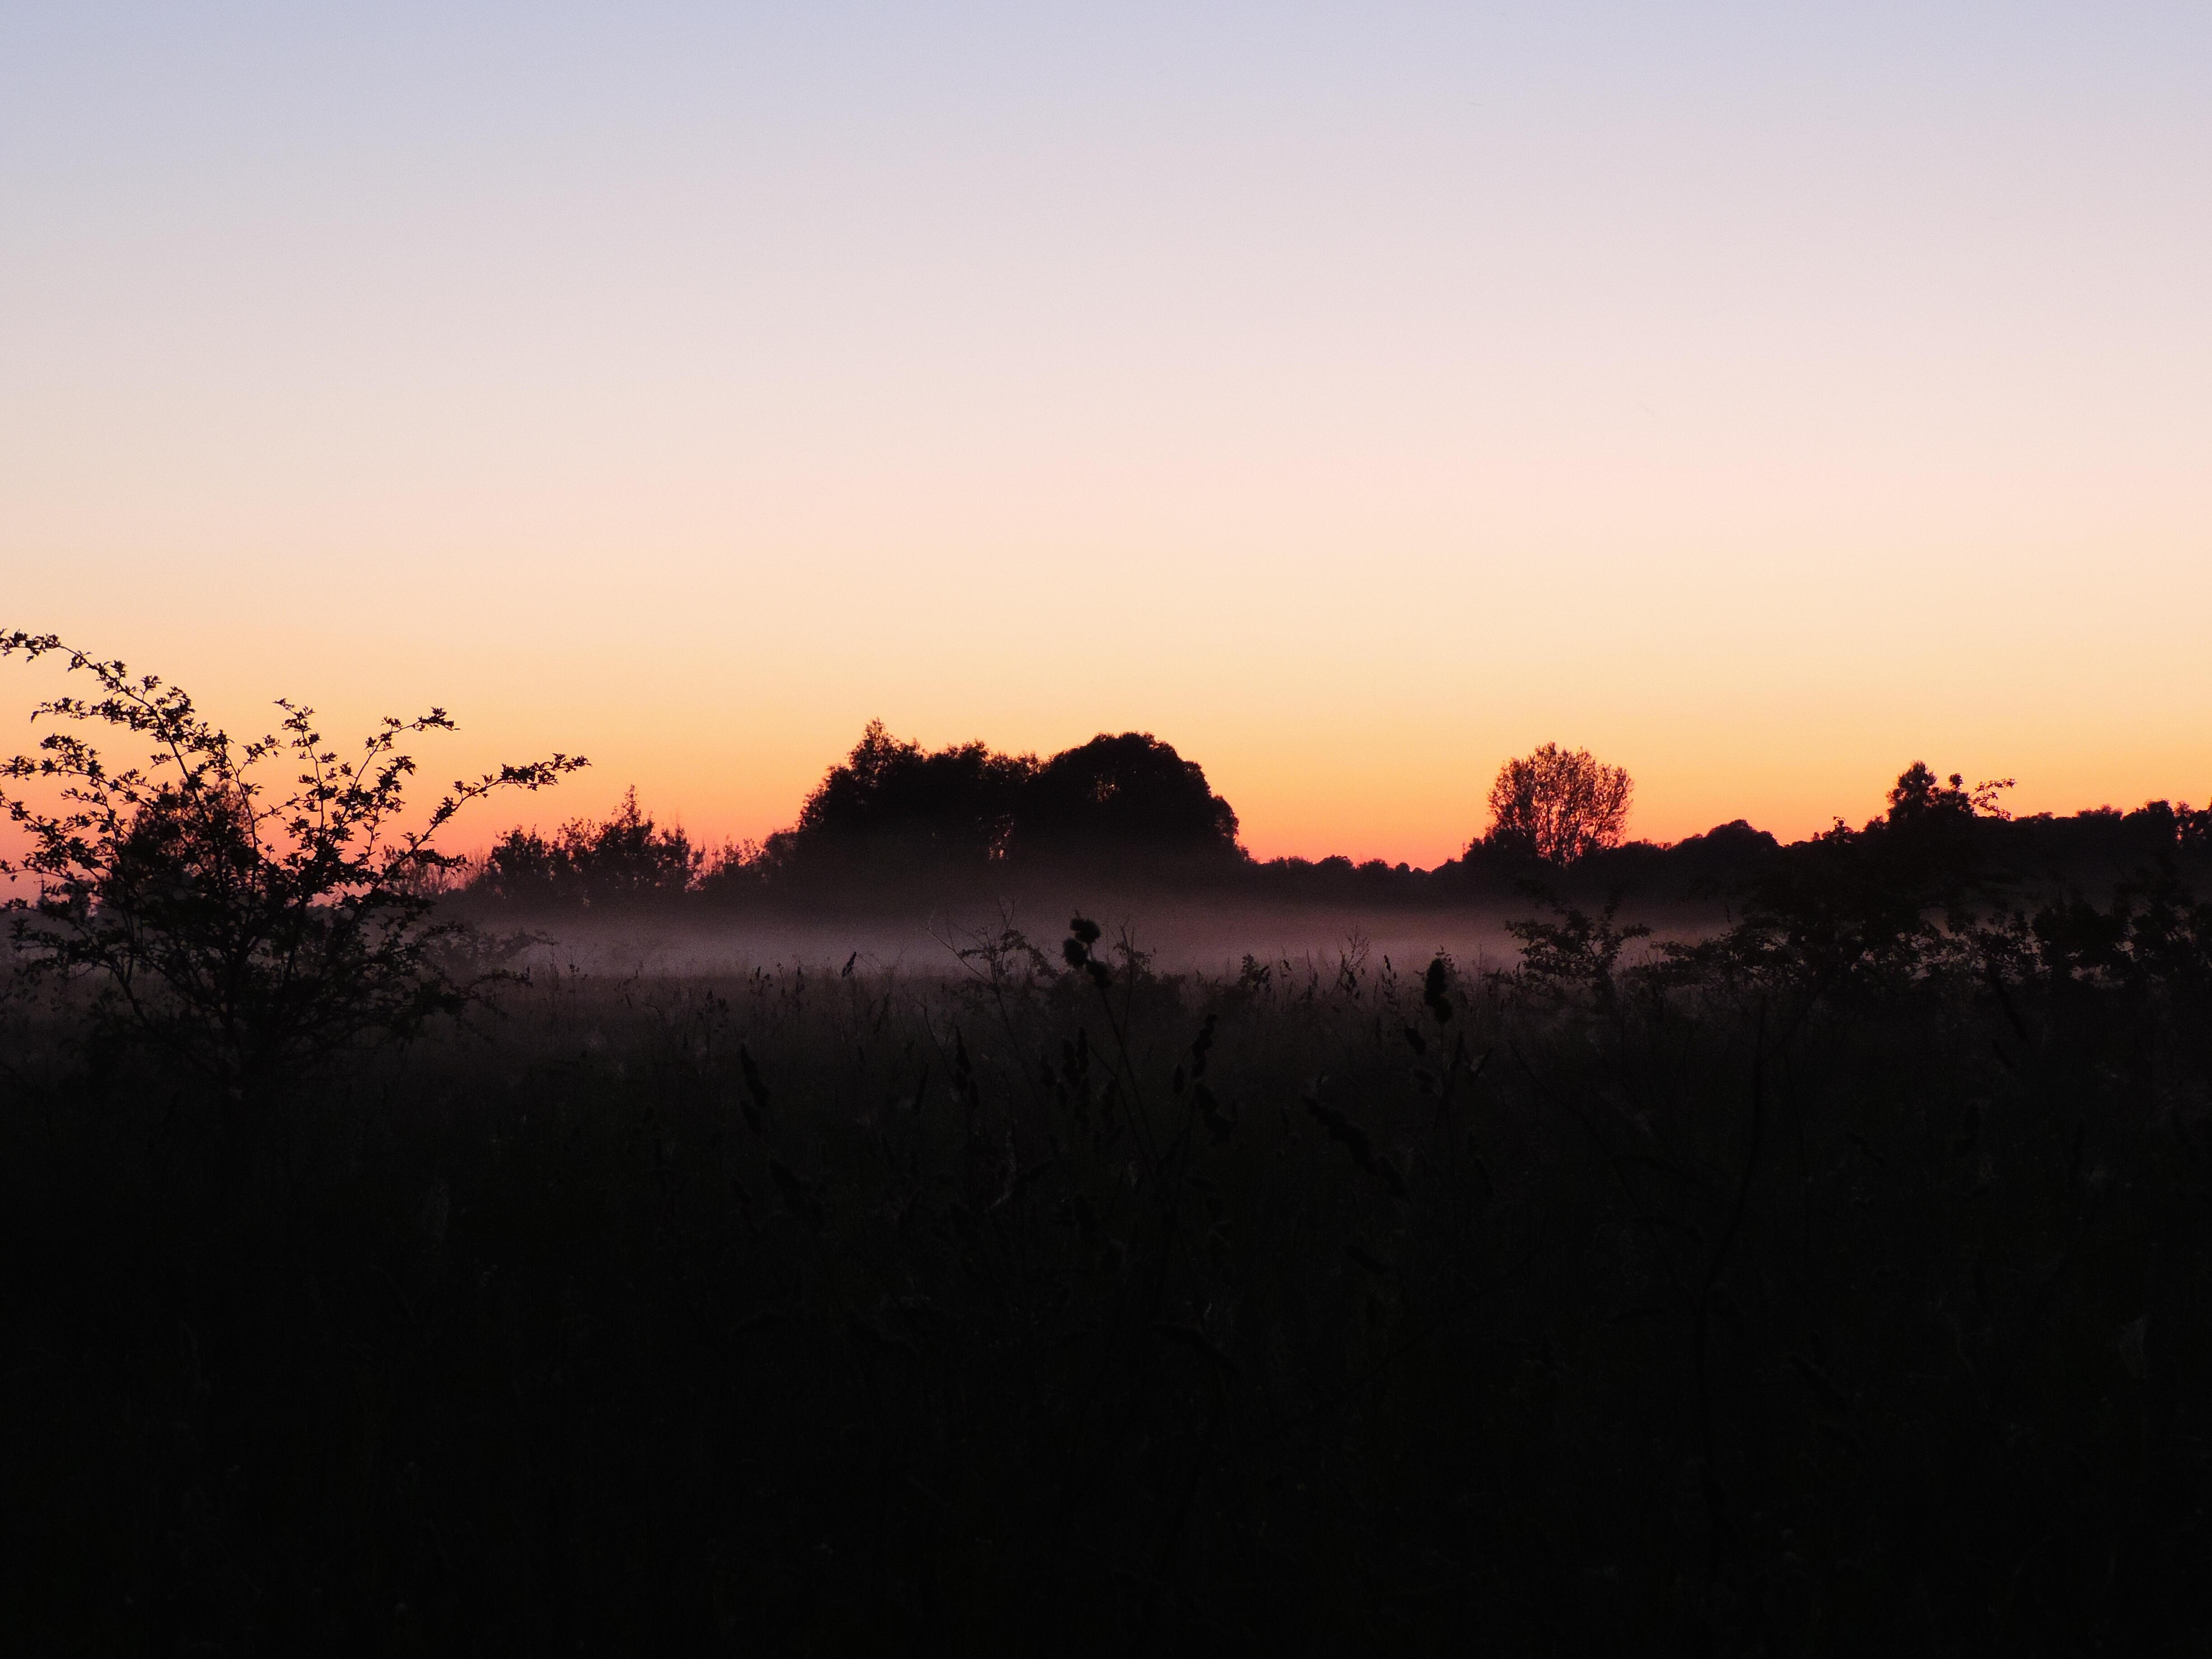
xmin=2 ymin=914 xmax=2207 ymax=1651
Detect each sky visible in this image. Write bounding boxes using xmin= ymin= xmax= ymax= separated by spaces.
xmin=3 ymin=2 xmax=2207 ymax=866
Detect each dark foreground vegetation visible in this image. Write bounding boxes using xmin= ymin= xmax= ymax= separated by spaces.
xmin=4 ymin=637 xmax=2210 ymax=1651
xmin=7 ymin=857 xmax=2212 ymax=1649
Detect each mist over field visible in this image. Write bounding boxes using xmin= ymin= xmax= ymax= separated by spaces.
xmin=447 ymin=723 xmax=2193 ymax=986
xmin=497 ymin=897 xmax=1528 ymax=980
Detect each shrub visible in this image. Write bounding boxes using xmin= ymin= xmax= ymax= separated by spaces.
xmin=0 ymin=632 xmax=584 ymax=1095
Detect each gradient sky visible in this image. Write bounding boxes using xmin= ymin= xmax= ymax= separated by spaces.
xmin=4 ymin=2 xmax=2207 ymax=865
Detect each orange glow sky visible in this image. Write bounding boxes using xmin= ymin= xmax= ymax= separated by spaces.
xmin=4 ymin=4 xmax=2208 ymax=867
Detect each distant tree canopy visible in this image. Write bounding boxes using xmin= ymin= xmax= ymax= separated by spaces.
xmin=762 ymin=721 xmax=1242 ymax=876
xmin=478 ymin=787 xmax=701 ymax=906
xmin=1019 ymin=731 xmax=1241 ymax=863
xmin=1885 ymin=761 xmax=2013 ymax=825
xmin=1479 ymin=743 xmax=1633 ymax=865
xmin=762 ymin=722 xmax=1031 ymax=875
xmin=455 ymin=737 xmax=2210 ymax=914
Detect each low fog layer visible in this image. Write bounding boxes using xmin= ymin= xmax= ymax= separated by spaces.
xmin=488 ymin=893 xmax=1730 ymax=982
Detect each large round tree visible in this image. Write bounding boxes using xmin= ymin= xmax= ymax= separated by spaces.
xmin=1015 ymin=732 xmax=1242 ymax=866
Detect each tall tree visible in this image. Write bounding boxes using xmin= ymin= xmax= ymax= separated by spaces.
xmin=1479 ymin=743 xmax=1633 ymax=865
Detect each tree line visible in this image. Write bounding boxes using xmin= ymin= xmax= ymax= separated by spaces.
xmin=465 ymin=724 xmax=1643 ymax=905
xmin=460 ymin=722 xmax=2210 ymax=910
xmin=470 ymin=720 xmax=1246 ymax=904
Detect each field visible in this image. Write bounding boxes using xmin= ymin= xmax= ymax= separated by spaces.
xmin=5 ymin=893 xmax=2208 ymax=1653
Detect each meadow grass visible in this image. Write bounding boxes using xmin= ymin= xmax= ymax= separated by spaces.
xmin=2 ymin=917 xmax=2207 ymax=1652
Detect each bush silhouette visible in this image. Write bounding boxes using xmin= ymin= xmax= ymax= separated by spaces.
xmin=0 ymin=632 xmax=583 ymax=1095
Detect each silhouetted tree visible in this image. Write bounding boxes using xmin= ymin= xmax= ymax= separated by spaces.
xmin=1885 ymin=761 xmax=2013 ymax=825
xmin=568 ymin=788 xmax=702 ymax=900
xmin=477 ymin=787 xmax=699 ymax=906
xmin=0 ymin=632 xmax=583 ymax=1094
xmin=1479 ymin=743 xmax=1633 ymax=865
xmin=750 ymin=723 xmax=1244 ymax=882
xmin=1014 ymin=731 xmax=1242 ymax=867
xmin=766 ymin=720 xmax=1035 ymax=876
xmin=1682 ymin=761 xmax=2019 ymax=989
xmin=476 ymin=824 xmax=564 ymax=900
